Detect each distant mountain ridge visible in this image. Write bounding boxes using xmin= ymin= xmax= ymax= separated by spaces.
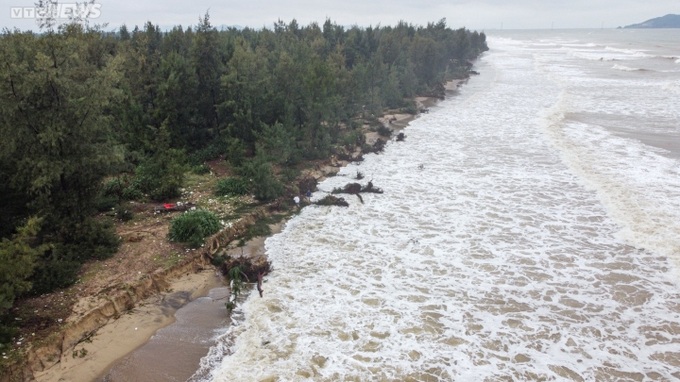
xmin=623 ymin=14 xmax=680 ymax=28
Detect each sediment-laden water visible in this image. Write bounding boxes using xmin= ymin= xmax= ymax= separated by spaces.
xmin=194 ymin=29 xmax=680 ymax=381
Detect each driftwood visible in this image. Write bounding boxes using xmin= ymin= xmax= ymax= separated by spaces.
xmin=315 ymin=195 xmax=349 ymax=207
xmin=218 ymin=255 xmax=272 ymax=299
xmin=331 ymin=181 xmax=384 ymax=204
xmin=332 ymin=181 xmax=384 ymax=195
xmin=257 ymin=272 xmax=264 ymax=297
xmin=375 ymin=139 xmax=386 ymax=152
xmin=221 ymin=256 xmax=271 ymax=281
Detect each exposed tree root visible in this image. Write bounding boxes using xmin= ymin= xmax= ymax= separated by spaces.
xmin=219 ymin=255 xmax=272 ymax=294
xmin=315 ymin=195 xmax=349 ymax=207
xmin=330 ymin=181 xmax=384 ymax=204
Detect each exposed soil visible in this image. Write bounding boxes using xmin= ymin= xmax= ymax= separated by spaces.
xmin=4 ymin=163 xmax=254 ymax=377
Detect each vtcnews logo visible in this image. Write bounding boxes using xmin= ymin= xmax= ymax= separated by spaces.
xmin=10 ymin=3 xmax=102 ymax=20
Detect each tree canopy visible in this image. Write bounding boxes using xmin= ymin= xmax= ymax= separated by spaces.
xmin=0 ymin=16 xmax=487 ymax=345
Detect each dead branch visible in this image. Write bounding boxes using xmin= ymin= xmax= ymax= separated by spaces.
xmin=257 ymin=272 xmax=264 ymax=297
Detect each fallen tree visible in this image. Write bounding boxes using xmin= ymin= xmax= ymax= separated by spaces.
xmin=331 ymin=181 xmax=384 ymax=204
xmin=314 ymin=195 xmax=349 ymax=207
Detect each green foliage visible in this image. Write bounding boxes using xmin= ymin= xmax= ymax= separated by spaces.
xmin=225 ymin=138 xmax=248 ymax=168
xmin=377 ymin=125 xmax=393 ymax=137
xmin=0 ymin=26 xmax=123 ymax=224
xmin=168 ymin=210 xmax=221 ymax=248
xmin=215 ymin=177 xmax=251 ymax=197
xmin=238 ymin=157 xmax=284 ymax=202
xmin=115 ymin=204 xmax=134 ymax=222
xmin=188 ymin=143 xmax=224 ymax=167
xmin=402 ymin=101 xmax=419 ymax=115
xmin=340 ymin=129 xmax=366 ymax=148
xmin=94 ymin=194 xmax=119 ymax=212
xmin=135 ymin=147 xmax=187 ymax=202
xmin=121 ymin=181 xmax=144 ymax=201
xmin=279 ymin=167 xmax=300 ymax=183
xmin=102 ymin=177 xmax=127 ymax=199
xmin=30 ymin=218 xmax=120 ymax=295
xmin=255 ymin=122 xmax=298 ymax=165
xmin=0 ymin=16 xmax=489 ymax=306
xmin=227 ymin=265 xmax=245 ymax=299
xmin=239 ymin=220 xmax=272 ymax=246
xmin=0 ymin=218 xmax=45 ymax=346
xmin=191 ymin=164 xmax=211 ymax=175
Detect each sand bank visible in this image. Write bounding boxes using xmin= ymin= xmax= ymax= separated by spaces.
xmin=34 ymin=270 xmax=222 ymax=382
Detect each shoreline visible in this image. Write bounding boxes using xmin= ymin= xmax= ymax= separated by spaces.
xmin=20 ymin=79 xmax=465 ymax=382
xmin=96 ymin=223 xmax=283 ymax=381
xmin=34 ymin=269 xmax=223 ymax=382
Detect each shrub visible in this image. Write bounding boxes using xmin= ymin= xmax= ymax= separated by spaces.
xmin=279 ymin=167 xmax=300 ymax=183
xmin=115 ymin=204 xmax=134 ymax=222
xmin=94 ymin=194 xmax=118 ymax=212
xmin=225 ymin=138 xmax=247 ymax=168
xmin=191 ymin=164 xmax=211 ymax=175
xmin=30 ymin=217 xmax=119 ymax=295
xmin=215 ymin=177 xmax=251 ymax=197
xmin=135 ymin=148 xmax=187 ymax=202
xmin=0 ymin=218 xmax=44 ymax=346
xmin=102 ymin=177 xmax=125 ymax=198
xmin=340 ymin=130 xmax=365 ymax=148
xmin=402 ymin=101 xmax=418 ymax=115
xmin=188 ymin=143 xmax=223 ymax=166
xmin=377 ymin=125 xmax=392 ymax=137
xmin=315 ymin=195 xmax=349 ymax=207
xmin=121 ymin=183 xmax=144 ymax=201
xmin=238 ymin=157 xmax=283 ymax=202
xmin=168 ymin=210 xmax=221 ymax=248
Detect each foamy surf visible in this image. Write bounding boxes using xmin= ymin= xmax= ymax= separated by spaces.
xmin=195 ymin=30 xmax=680 ymax=382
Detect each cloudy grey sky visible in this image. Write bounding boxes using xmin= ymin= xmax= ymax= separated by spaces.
xmin=4 ymin=0 xmax=679 ymax=31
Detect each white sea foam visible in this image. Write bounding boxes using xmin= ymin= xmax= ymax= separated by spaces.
xmin=662 ymin=80 xmax=680 ymax=95
xmin=612 ymin=64 xmax=645 ymax=72
xmin=198 ymin=32 xmax=680 ymax=382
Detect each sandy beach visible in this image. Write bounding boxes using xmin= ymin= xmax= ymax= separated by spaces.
xmin=94 ymin=228 xmax=276 ymax=381
xmin=33 ymin=269 xmax=223 ymax=382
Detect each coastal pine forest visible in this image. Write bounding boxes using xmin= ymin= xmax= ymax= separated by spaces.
xmin=0 ymin=15 xmax=488 ymax=347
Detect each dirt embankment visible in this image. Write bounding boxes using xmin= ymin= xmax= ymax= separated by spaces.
xmin=3 ymin=205 xmax=275 ymax=382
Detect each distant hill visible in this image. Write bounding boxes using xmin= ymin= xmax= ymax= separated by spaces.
xmin=623 ymin=14 xmax=680 ymax=28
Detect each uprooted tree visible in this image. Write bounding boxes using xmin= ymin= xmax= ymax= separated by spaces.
xmin=332 ymin=181 xmax=384 ymax=204
xmin=215 ymin=253 xmax=272 ymax=312
xmin=315 ymin=195 xmax=350 ymax=207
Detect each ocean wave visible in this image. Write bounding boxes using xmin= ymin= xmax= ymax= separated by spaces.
xmin=612 ymin=64 xmax=648 ymax=72
xmin=661 ymin=80 xmax=680 ymax=95
xmin=206 ymin=34 xmax=680 ymax=382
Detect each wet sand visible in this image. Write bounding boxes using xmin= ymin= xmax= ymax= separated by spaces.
xmin=34 ymin=270 xmax=223 ymax=382
xmin=98 ymin=286 xmax=230 ymax=382
xmin=96 ymin=228 xmax=276 ymax=382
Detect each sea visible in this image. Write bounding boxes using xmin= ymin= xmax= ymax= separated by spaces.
xmin=138 ymin=29 xmax=680 ymax=381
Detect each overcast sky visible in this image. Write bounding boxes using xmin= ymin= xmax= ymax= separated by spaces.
xmin=4 ymin=0 xmax=679 ymax=32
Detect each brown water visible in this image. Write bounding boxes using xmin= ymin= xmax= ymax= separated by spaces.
xmin=98 ymin=286 xmax=230 ymax=382
xmin=201 ymin=30 xmax=680 ymax=381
